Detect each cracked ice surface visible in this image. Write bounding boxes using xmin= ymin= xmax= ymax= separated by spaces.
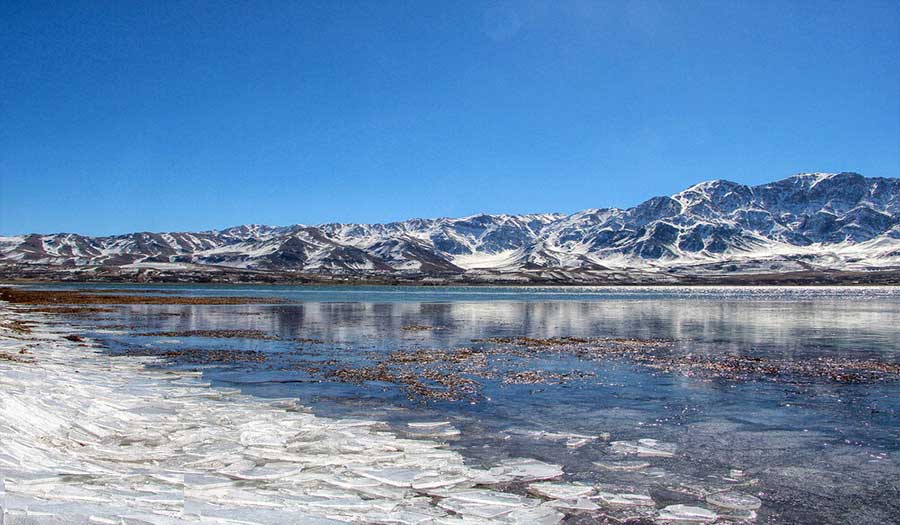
xmin=0 ymin=305 xmax=563 ymax=524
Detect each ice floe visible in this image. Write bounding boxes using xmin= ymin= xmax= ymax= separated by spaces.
xmin=656 ymin=504 xmax=718 ymax=523
xmin=484 ymin=458 xmax=565 ymax=483
xmin=527 ymin=482 xmax=595 ymax=500
xmin=595 ymin=490 xmax=655 ymax=507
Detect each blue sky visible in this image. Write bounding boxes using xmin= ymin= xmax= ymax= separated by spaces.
xmin=2 ymin=1 xmax=898 ymax=236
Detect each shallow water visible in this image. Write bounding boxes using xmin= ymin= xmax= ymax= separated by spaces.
xmin=45 ymin=285 xmax=900 ymax=523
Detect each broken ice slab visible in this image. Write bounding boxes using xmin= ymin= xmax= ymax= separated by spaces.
xmin=407 ymin=421 xmax=452 ymax=429
xmin=565 ymin=437 xmax=591 ymax=449
xmin=403 ymin=421 xmax=461 ymax=440
xmin=714 ymin=508 xmax=758 ymax=522
xmin=431 ymin=488 xmax=561 ymax=522
xmin=216 ymin=462 xmax=306 ymax=481
xmin=593 ymin=460 xmax=651 ymax=472
xmin=360 ymin=508 xmax=443 ymax=525
xmin=354 ymin=468 xmax=423 ymax=488
xmin=544 ymin=497 xmax=600 ymax=512
xmin=705 ymin=491 xmax=762 ymax=511
xmin=434 ymin=488 xmax=535 ymax=507
xmin=527 ymin=482 xmax=595 ymax=500
xmin=656 ymin=504 xmax=718 ymax=523
xmin=410 ymin=472 xmax=472 ymax=491
xmin=182 ymin=473 xmax=233 ymax=490
xmin=432 ymin=517 xmax=494 ymax=525
xmin=610 ymin=438 xmax=677 ymax=457
xmin=485 ymin=458 xmax=564 ymax=482
xmin=185 ymin=501 xmax=348 ymax=524
xmin=238 ymin=425 xmax=293 ymax=447
xmin=436 ymin=499 xmax=518 ymax=519
xmin=501 ymin=504 xmax=565 ymax=524
xmin=594 ymin=489 xmax=655 ymax=507
xmin=504 ymin=429 xmax=607 ymax=445
xmin=268 ymin=399 xmax=312 ymax=413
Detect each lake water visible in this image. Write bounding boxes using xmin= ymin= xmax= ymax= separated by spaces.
xmin=48 ymin=285 xmax=900 ymax=524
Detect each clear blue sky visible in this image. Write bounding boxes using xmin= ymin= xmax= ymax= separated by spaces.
xmin=2 ymin=1 xmax=898 ymax=236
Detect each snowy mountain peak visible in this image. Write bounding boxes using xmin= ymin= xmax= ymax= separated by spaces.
xmin=2 ymin=172 xmax=898 ymax=277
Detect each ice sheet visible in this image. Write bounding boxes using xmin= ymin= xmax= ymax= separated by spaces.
xmin=0 ymin=304 xmax=563 ymax=524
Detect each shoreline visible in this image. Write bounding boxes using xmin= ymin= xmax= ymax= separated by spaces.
xmin=3 ymin=279 xmax=900 ymax=289
xmin=0 ymin=302 xmax=573 ymax=524
xmin=4 ymin=263 xmax=900 ymax=288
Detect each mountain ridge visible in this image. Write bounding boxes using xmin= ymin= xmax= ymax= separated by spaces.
xmin=3 ymin=172 xmax=899 ymax=283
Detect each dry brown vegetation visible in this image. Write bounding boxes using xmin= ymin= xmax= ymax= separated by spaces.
xmin=136 ymin=329 xmax=281 ymax=340
xmin=0 ymin=352 xmax=34 ymax=364
xmin=400 ymin=325 xmax=439 ymax=332
xmin=0 ymin=287 xmax=284 ymax=306
xmin=26 ymin=306 xmax=116 ymax=315
xmin=120 ymin=347 xmax=268 ymax=364
xmin=1 ymin=319 xmax=33 ymax=335
xmin=316 ymin=335 xmax=900 ymax=402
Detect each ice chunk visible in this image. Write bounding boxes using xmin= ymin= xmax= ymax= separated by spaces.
xmin=437 ymin=499 xmax=515 ymax=519
xmin=593 ymin=460 xmax=650 ymax=471
xmin=404 ymin=424 xmax=461 ymax=440
xmin=565 ymin=438 xmax=591 ymax=449
xmin=487 ymin=458 xmax=564 ymax=482
xmin=527 ymin=482 xmax=595 ymax=500
xmin=656 ymin=504 xmax=718 ymax=523
xmin=407 ymin=421 xmax=452 ymax=429
xmin=502 ymin=504 xmax=565 ymax=524
xmin=355 ymin=468 xmax=422 ymax=488
xmin=436 ymin=488 xmax=533 ymax=507
xmin=238 ymin=425 xmax=290 ymax=447
xmin=218 ymin=463 xmax=306 ymax=481
xmin=410 ymin=473 xmax=470 ymax=491
xmin=705 ymin=491 xmax=762 ymax=511
xmin=544 ymin=498 xmax=600 ymax=511
xmin=610 ymin=439 xmax=677 ymax=457
xmin=506 ymin=429 xmax=604 ymax=445
xmin=595 ymin=491 xmax=655 ymax=507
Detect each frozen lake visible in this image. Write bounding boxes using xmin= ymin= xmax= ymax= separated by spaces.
xmin=46 ymin=285 xmax=900 ymax=523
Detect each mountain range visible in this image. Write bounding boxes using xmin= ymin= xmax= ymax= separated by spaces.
xmin=3 ymin=172 xmax=899 ymax=284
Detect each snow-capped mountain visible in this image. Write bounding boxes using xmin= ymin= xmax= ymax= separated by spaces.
xmin=3 ymin=173 xmax=899 ymax=279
